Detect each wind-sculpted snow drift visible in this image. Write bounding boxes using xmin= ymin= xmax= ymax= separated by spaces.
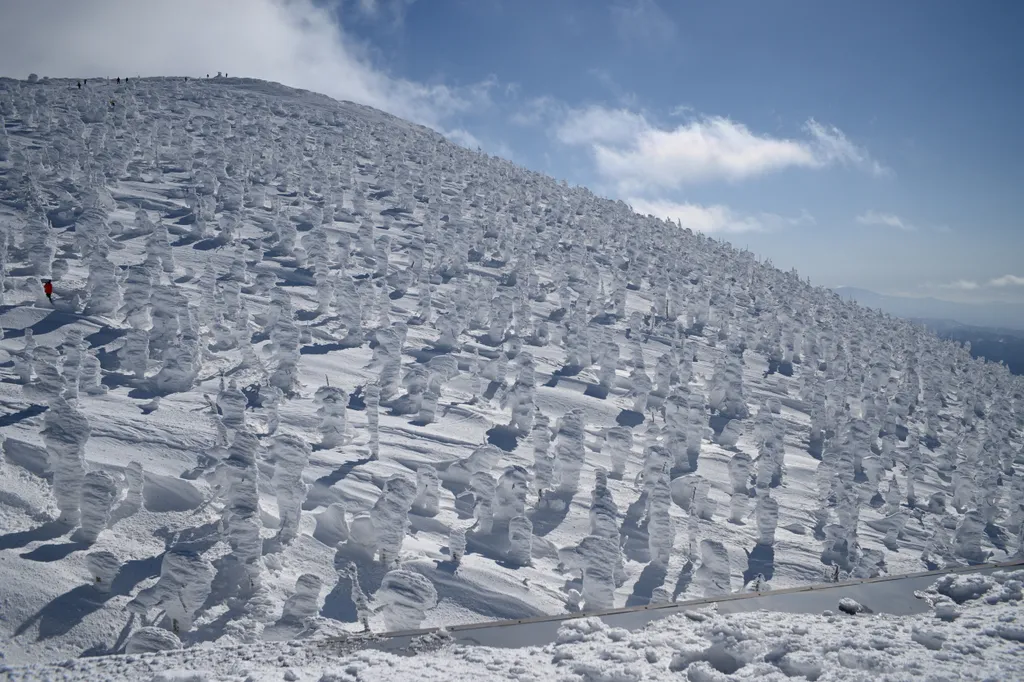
xmin=0 ymin=76 xmax=1022 ymax=666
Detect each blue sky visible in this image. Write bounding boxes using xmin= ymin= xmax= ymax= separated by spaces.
xmin=2 ymin=0 xmax=1022 ymax=302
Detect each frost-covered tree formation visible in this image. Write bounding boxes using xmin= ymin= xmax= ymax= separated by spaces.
xmin=12 ymin=328 xmax=36 ymax=384
xmin=696 ymin=539 xmax=732 ymax=597
xmin=77 ymin=469 xmax=118 ymax=544
xmin=314 ymin=385 xmax=348 ymax=448
xmin=280 ymin=574 xmax=323 ymax=625
xmin=27 ymin=345 xmax=64 ymax=404
xmin=42 ymin=396 xmax=91 ymax=524
xmin=567 ymin=535 xmax=620 ymax=611
xmin=120 ymin=327 xmax=150 ymax=382
xmin=364 ymin=380 xmax=381 ymax=459
xmin=84 ymin=249 xmax=121 ymax=315
xmin=269 ymin=287 xmax=301 ymax=393
xmin=449 ymin=526 xmax=467 ymax=565
xmin=370 ymin=474 xmax=417 ymax=564
xmin=217 ymin=377 xmax=247 ymax=432
xmin=375 ymin=568 xmax=438 ymax=631
xmin=214 ymin=428 xmax=264 ymax=586
xmin=86 ymin=550 xmax=120 ymax=592
xmin=271 ymin=433 xmax=311 ymax=544
xmin=647 ymin=475 xmax=675 ymax=567
xmin=554 ymin=408 xmax=586 ymax=493
xmin=412 ymin=464 xmax=440 ymax=517
xmin=532 ymin=412 xmax=553 ymax=493
xmin=60 ymin=328 xmax=86 ymax=401
xmin=128 ymin=547 xmax=215 ymax=633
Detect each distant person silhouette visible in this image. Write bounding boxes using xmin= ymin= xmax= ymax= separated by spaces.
xmin=117 ymin=77 xmax=120 ymax=84
xmin=76 ymin=81 xmax=81 ymax=89
xmin=42 ymin=279 xmax=53 ymax=303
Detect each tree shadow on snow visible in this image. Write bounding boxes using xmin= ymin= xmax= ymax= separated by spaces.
xmin=0 ymin=519 xmax=72 ymax=551
xmin=742 ymin=543 xmax=776 ymax=585
xmin=20 ymin=538 xmax=90 ymax=562
xmin=528 ymin=490 xmax=575 ymax=537
xmin=485 ymin=425 xmax=521 ymax=452
xmin=302 ymin=456 xmax=375 ymax=510
xmin=543 ymin=364 xmax=583 ymax=389
xmin=619 ymin=493 xmax=650 ymax=564
xmin=1 ymin=310 xmax=81 ymax=340
xmin=300 ymin=338 xmax=364 ymax=355
xmin=673 ymin=560 xmax=694 ymax=600
xmin=616 ymin=409 xmax=645 ymax=427
xmin=13 ymin=554 xmax=162 ymax=641
xmin=626 ymin=563 xmax=667 ymax=607
xmin=0 ymin=404 xmax=48 ymax=428
xmin=85 ymin=326 xmax=128 ymax=348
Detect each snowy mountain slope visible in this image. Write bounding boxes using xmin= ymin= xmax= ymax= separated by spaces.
xmin=0 ymin=75 xmax=1022 ymax=665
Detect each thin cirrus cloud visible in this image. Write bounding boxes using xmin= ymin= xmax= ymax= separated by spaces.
xmin=990 ymin=275 xmax=1024 ymax=287
xmin=627 ymin=197 xmax=815 ymax=235
xmin=939 ymin=275 xmax=1024 ymax=290
xmin=553 ymin=105 xmax=889 ymax=194
xmin=0 ymin=0 xmax=489 ymax=136
xmin=855 ymin=211 xmax=917 ymax=231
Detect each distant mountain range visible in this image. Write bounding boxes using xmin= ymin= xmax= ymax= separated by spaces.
xmin=832 ymin=287 xmax=1024 ymax=331
xmin=832 ymin=287 xmax=1024 ymax=374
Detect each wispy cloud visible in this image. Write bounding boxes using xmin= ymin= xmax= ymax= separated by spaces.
xmin=610 ymin=0 xmax=677 ymax=44
xmin=855 ymin=210 xmax=917 ymax=231
xmin=938 ymin=280 xmax=981 ymax=291
xmin=554 ymin=106 xmax=888 ymax=194
xmin=628 ymin=198 xmax=814 ymax=235
xmin=989 ymin=275 xmax=1024 ymax=287
xmin=0 ymin=0 xmax=489 ymax=131
xmin=350 ymin=0 xmax=418 ymax=27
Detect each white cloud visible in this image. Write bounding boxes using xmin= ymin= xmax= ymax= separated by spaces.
xmin=855 ymin=210 xmax=917 ymax=231
xmin=0 ymin=0 xmax=488 ymax=131
xmin=555 ymin=106 xmax=887 ymax=193
xmin=444 ymin=128 xmax=482 ymax=150
xmin=555 ymin=106 xmax=649 ymax=147
xmin=611 ymin=0 xmax=677 ymax=44
xmin=938 ymin=280 xmax=981 ymax=291
xmin=989 ymin=275 xmax=1024 ymax=287
xmin=627 ymin=198 xmax=814 ymax=235
xmin=805 ymin=119 xmax=891 ymax=177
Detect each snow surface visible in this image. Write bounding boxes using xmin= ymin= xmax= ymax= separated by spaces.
xmin=3 ymin=568 xmax=1024 ymax=681
xmin=0 ymin=75 xmax=1023 ymax=670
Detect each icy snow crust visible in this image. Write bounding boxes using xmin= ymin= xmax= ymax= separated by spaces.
xmin=0 ymin=76 xmax=1023 ymax=668
xmin=3 ymin=569 xmax=1024 ymax=681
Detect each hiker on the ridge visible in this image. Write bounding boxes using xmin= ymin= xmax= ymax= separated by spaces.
xmin=117 ymin=77 xmax=121 ymax=84
xmin=76 ymin=81 xmax=81 ymax=89
xmin=42 ymin=279 xmax=53 ymax=303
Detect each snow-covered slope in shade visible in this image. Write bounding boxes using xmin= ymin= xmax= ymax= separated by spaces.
xmin=3 ymin=568 xmax=1024 ymax=681
xmin=0 ymin=75 xmax=1022 ymax=665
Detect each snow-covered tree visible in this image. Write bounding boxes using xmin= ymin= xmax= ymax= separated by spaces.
xmin=314 ymin=385 xmax=348 ymax=448
xmin=370 ymin=474 xmax=417 ymax=564
xmin=412 ymin=464 xmax=440 ymax=517
xmin=271 ymin=433 xmax=311 ymax=544
xmin=280 ymin=574 xmax=323 ymax=625
xmin=128 ymin=547 xmax=215 ymax=633
xmin=554 ymin=408 xmax=586 ymax=493
xmin=78 ymin=469 xmax=118 ymax=544
xmin=375 ymin=568 xmax=438 ymax=630
xmin=43 ymin=396 xmax=91 ymax=524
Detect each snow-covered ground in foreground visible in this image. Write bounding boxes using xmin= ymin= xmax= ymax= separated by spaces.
xmin=3 ymin=568 xmax=1024 ymax=681
xmin=0 ymin=75 xmax=1022 ymax=667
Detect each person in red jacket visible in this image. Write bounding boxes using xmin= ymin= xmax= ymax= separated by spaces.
xmin=42 ymin=279 xmax=53 ymax=303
